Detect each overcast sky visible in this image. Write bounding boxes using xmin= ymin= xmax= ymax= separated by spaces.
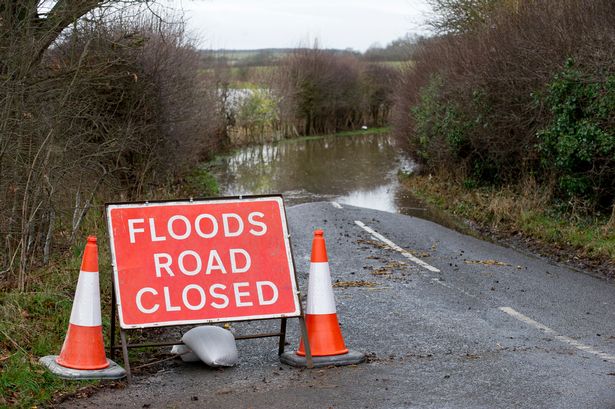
xmin=166 ymin=0 xmax=433 ymax=51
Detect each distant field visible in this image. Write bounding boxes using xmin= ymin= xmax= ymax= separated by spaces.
xmin=198 ymin=61 xmax=412 ymax=86
xmin=197 ymin=65 xmax=274 ymax=85
xmin=204 ymin=48 xmax=296 ymax=59
xmin=200 ymin=48 xmax=413 ymax=67
xmin=381 ymin=60 xmax=414 ymax=69
xmin=197 ymin=48 xmax=413 ymax=86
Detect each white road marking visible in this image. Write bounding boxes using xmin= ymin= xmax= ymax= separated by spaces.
xmin=499 ymin=307 xmax=615 ymax=363
xmin=354 ymin=220 xmax=440 ymax=273
xmin=331 ymin=201 xmax=343 ymax=209
xmin=431 ymin=278 xmax=477 ymax=299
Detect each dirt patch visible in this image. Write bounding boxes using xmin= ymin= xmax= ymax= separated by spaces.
xmin=357 ymin=238 xmax=388 ymax=249
xmin=370 ymin=260 xmax=408 ymax=277
xmin=358 ymin=239 xmax=432 ymax=259
xmin=464 ymin=259 xmax=510 ymax=266
xmin=333 ymin=280 xmax=378 ymax=288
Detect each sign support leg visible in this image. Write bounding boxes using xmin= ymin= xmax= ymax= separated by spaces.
xmin=298 ymin=316 xmax=313 ymax=368
xmin=278 ymin=318 xmax=287 ymax=355
xmin=109 ymin=286 xmax=117 ymax=360
xmin=120 ymin=329 xmax=132 ymax=383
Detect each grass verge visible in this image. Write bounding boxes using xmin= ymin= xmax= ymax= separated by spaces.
xmin=275 ymin=127 xmax=390 ymax=144
xmin=402 ymin=173 xmax=615 ymax=274
xmin=0 ymin=226 xmax=112 ymax=407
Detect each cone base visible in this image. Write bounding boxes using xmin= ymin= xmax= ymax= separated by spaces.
xmin=56 ymin=324 xmax=109 ymax=370
xmin=281 ymin=349 xmax=365 ymax=368
xmin=40 ymin=356 xmax=126 ymax=380
xmin=297 ymin=313 xmax=348 ymax=357
xmin=296 ymin=346 xmax=349 ymax=357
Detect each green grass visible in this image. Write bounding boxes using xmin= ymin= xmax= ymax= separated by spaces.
xmin=334 ymin=127 xmax=389 ymax=137
xmin=197 ymin=66 xmax=274 ymax=86
xmin=0 ymin=293 xmax=98 ymax=407
xmin=274 ymin=127 xmax=390 ymax=145
xmin=1 ymin=210 xmax=115 ymax=407
xmin=227 ymin=81 xmax=260 ymax=90
xmin=184 ymin=166 xmax=220 ymax=197
xmin=518 ymin=212 xmax=615 ymax=259
xmin=403 ymin=173 xmax=615 ymax=263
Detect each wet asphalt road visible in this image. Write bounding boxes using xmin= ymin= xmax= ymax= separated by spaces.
xmin=58 ymin=202 xmax=615 ymax=408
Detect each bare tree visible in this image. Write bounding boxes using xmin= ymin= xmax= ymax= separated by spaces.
xmin=0 ymin=9 xmax=226 ymax=291
xmin=427 ymin=0 xmax=502 ymax=34
xmin=274 ymin=47 xmax=363 ymax=136
xmin=0 ymin=0 xmax=119 ymax=73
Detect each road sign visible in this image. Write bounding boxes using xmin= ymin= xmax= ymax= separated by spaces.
xmin=106 ymin=196 xmax=301 ymax=329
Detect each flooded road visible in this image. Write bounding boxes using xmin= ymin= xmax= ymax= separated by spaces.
xmin=63 ymin=135 xmax=615 ymax=409
xmin=212 ymin=133 xmax=451 ymax=224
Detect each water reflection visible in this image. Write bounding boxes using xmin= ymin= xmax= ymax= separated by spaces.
xmin=338 ymin=185 xmax=398 ymax=213
xmin=215 ymin=134 xmax=407 ymax=205
xmin=213 ymin=133 xmax=464 ymax=229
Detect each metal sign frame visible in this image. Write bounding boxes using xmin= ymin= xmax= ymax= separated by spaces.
xmin=105 ymin=194 xmax=313 ymax=381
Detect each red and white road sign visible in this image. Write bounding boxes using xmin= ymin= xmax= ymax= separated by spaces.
xmin=106 ymin=196 xmax=300 ymax=329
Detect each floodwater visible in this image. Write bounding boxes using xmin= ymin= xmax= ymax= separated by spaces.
xmin=212 ymin=133 xmax=459 ymax=226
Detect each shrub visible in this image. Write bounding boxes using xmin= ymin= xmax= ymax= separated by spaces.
xmin=361 ymin=63 xmax=400 ymax=127
xmin=393 ymin=0 xmax=615 ymax=207
xmin=537 ymin=61 xmax=615 ymax=206
xmin=274 ymin=48 xmax=363 ymax=135
xmin=411 ymin=75 xmax=470 ymax=163
xmin=232 ymin=88 xmax=281 ymax=144
xmin=273 ymin=48 xmax=399 ymax=136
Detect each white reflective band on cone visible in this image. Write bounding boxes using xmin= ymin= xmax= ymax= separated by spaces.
xmin=306 ymin=262 xmax=336 ymax=315
xmin=69 ymin=271 xmax=102 ymax=326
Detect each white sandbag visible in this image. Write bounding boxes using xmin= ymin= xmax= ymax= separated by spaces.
xmin=181 ymin=326 xmax=239 ymax=367
xmin=170 ymin=344 xmax=200 ymax=362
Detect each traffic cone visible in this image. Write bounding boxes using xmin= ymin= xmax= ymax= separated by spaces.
xmin=39 ymin=236 xmax=126 ymax=379
xmin=279 ymin=229 xmax=364 ymax=367
xmin=56 ymin=236 xmax=108 ymax=370
xmin=297 ymin=230 xmax=348 ymax=356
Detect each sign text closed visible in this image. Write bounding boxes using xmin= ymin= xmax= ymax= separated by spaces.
xmin=106 ymin=197 xmax=300 ymax=328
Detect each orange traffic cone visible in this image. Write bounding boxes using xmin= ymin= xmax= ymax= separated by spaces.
xmin=297 ymin=230 xmax=349 ymax=356
xmin=279 ymin=229 xmax=364 ymax=368
xmin=56 ymin=236 xmax=109 ymax=370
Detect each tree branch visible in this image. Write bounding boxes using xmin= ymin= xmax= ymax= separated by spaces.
xmin=34 ymin=0 xmax=104 ymax=62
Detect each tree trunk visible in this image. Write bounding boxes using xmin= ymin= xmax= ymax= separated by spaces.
xmin=0 ymin=0 xmax=103 ymax=75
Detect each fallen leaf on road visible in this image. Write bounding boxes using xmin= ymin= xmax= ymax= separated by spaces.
xmin=370 ymin=260 xmax=408 ymax=276
xmin=371 ymin=268 xmax=391 ymax=276
xmin=333 ymin=280 xmax=378 ymax=288
xmin=357 ymin=238 xmax=389 ymax=249
xmin=464 ymin=259 xmax=511 ymax=266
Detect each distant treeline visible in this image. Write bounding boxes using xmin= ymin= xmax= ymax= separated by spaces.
xmin=200 ymin=36 xmax=419 ymax=68
xmin=221 ymin=49 xmax=402 ymax=144
xmin=392 ymin=0 xmax=615 ymax=212
xmin=199 ymin=37 xmax=421 ymax=144
xmin=273 ymin=48 xmax=400 ymax=136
